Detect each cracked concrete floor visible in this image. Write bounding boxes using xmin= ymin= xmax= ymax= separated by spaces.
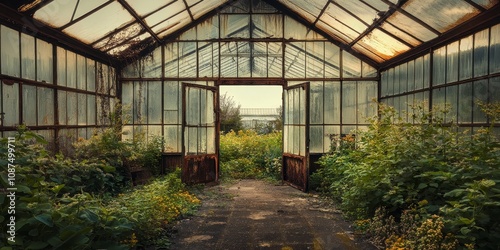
xmin=170 ymin=179 xmax=376 ymax=250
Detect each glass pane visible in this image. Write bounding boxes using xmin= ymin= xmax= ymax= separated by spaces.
xmin=356 ymin=28 xmax=411 ymax=61
xmin=220 ymin=42 xmax=237 ymax=77
xmin=1 ymin=26 xmax=20 ymax=77
xmin=207 ymin=127 xmax=215 ymax=154
xmin=252 ymin=14 xmax=282 ymax=38
xmin=293 ymin=125 xmax=299 ymax=155
xmin=143 ymin=47 xmax=162 ymax=78
xmin=67 ymin=92 xmax=77 ymax=125
xmin=238 ymin=42 xmax=251 ymax=77
xmin=87 ymin=95 xmax=96 ymax=125
xmin=21 ymin=33 xmax=36 ymax=80
xmin=446 ymin=41 xmax=459 ymax=83
xmin=121 ymin=82 xmax=134 ymax=124
xmin=407 ymin=60 xmax=415 ymax=92
xmin=196 ymin=16 xmax=219 ymax=40
xmin=165 ymin=43 xmax=179 ymax=77
xmin=67 ymin=50 xmax=77 ymax=89
xmin=148 ymin=81 xmax=162 ymax=124
xmin=285 ymin=42 xmax=306 ymax=78
xmin=381 ymin=71 xmax=388 ymax=97
xmin=324 ymin=125 xmax=340 ymax=152
xmin=387 ymin=68 xmax=394 ymax=95
xmin=134 ymin=81 xmax=147 ymax=123
xmin=293 ymin=88 xmax=300 ymax=124
xmin=310 ymin=82 xmax=323 ymax=124
xmin=188 ymin=127 xmax=198 ymax=154
xmin=362 ymin=62 xmax=377 ymax=78
xmin=310 ymin=125 xmax=323 ymax=154
xmin=403 ymin=0 xmax=479 ymax=33
xmin=279 ymin=0 xmax=327 ymax=22
xmin=458 ymin=82 xmax=473 ymax=124
xmin=414 ymin=56 xmax=424 ymax=90
xmin=357 ymin=81 xmax=377 ymax=124
xmin=38 ymin=87 xmax=54 ymax=126
xmin=299 ymin=86 xmax=306 ymax=125
xmin=343 ymin=51 xmax=361 ymax=78
xmin=490 ymin=77 xmax=500 ymax=103
xmin=384 ymin=11 xmax=437 ymax=42
xmin=380 ymin=22 xmax=421 ymax=47
xmin=198 ymin=127 xmax=207 ymax=154
xmin=164 ymin=125 xmax=180 ymax=152
xmin=474 ymin=29 xmax=489 ymax=77
xmin=284 ymin=16 xmax=325 ymax=40
xmin=23 ymin=85 xmax=37 ymax=126
xmin=490 ymin=24 xmax=500 ymax=74
xmin=77 ymin=93 xmax=87 ymax=125
xmin=324 ymin=43 xmax=340 ymax=78
xmin=324 ymin=81 xmax=341 ymax=124
xmin=473 ymin=80 xmax=488 ymax=123
xmin=206 ymin=90 xmax=215 ymax=125
xmin=57 ymin=47 xmax=66 ymax=86
xmin=432 ymin=46 xmax=446 ymax=86
xmin=187 ymin=87 xmax=200 ymax=126
xmin=306 ymin=42 xmax=325 ymax=78
xmin=432 ymin=87 xmax=446 ymax=121
xmin=342 ymin=81 xmax=357 ymax=124
xmin=399 ymin=63 xmax=408 ymax=93
xmin=127 ymin=0 xmax=174 ymax=16
xmin=62 ymin=2 xmax=134 ymax=44
xmin=199 ymin=42 xmax=218 ymax=78
xmin=459 ymin=35 xmax=473 ymax=80
xmin=446 ymin=85 xmax=458 ymax=123
xmin=423 ymin=54 xmax=430 ymax=88
xmin=220 ymin=15 xmax=250 ymax=38
xmin=164 ymin=81 xmax=180 ymax=124
xmin=58 ymin=90 xmax=67 ymax=125
xmin=268 ymin=42 xmax=283 ymax=77
xmin=299 ymin=125 xmax=305 ymax=156
xmin=77 ymin=55 xmax=86 ymax=90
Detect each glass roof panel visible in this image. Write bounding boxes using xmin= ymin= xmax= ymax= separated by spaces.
xmin=318 ymin=15 xmax=359 ymax=43
xmin=93 ymin=23 xmax=144 ymax=51
xmin=472 ymin=0 xmax=499 ymax=8
xmin=190 ymin=0 xmax=230 ymax=19
xmin=316 ymin=20 xmax=353 ymax=44
xmin=278 ymin=0 xmax=328 ymax=22
xmin=380 ymin=22 xmax=421 ymax=47
xmin=74 ymin=1 xmax=109 ymax=20
xmin=356 ymin=28 xmax=411 ymax=61
xmin=335 ymin=0 xmax=379 ymax=26
xmin=360 ymin=0 xmax=391 ymax=11
xmin=127 ymin=0 xmax=175 ymax=16
xmin=62 ymin=1 xmax=134 ymax=44
xmin=402 ymin=0 xmax=480 ymax=33
xmin=352 ymin=43 xmax=385 ymax=63
xmin=34 ymin=0 xmax=78 ymax=27
xmin=321 ymin=3 xmax=368 ymax=34
xmin=385 ymin=11 xmax=437 ymax=42
xmin=153 ymin=11 xmax=192 ymax=37
xmin=144 ymin=1 xmax=186 ymax=27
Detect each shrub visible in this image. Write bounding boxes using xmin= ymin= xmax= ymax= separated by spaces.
xmin=220 ymin=130 xmax=282 ymax=180
xmin=312 ymin=102 xmax=500 ymax=248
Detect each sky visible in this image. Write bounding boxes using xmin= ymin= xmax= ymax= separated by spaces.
xmin=219 ymin=86 xmax=283 ymax=109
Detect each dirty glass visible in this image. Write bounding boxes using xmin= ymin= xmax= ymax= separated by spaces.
xmin=310 ymin=126 xmax=323 ymax=153
xmin=474 ymin=29 xmax=489 ymax=77
xmin=58 ymin=90 xmax=67 ymax=125
xmin=324 ymin=125 xmax=340 ymax=152
xmin=357 ymin=28 xmax=410 ymax=61
xmin=220 ymin=15 xmax=250 ymax=38
xmin=121 ymin=82 xmax=134 ymax=124
xmin=143 ymin=47 xmax=162 ymax=78
xmin=387 ymin=68 xmax=394 ymax=96
xmin=414 ymin=56 xmax=424 ymax=90
xmin=380 ymin=22 xmax=421 ymax=47
xmin=358 ymin=81 xmax=377 ymax=123
xmin=285 ymin=42 xmax=306 ymax=78
xmin=33 ymin=0 xmax=108 ymax=28
xmin=362 ymin=62 xmax=377 ymax=78
xmin=384 ymin=12 xmax=437 ymax=43
xmin=164 ymin=82 xmax=180 ymax=124
xmin=165 ymin=43 xmax=179 ymax=77
xmin=310 ymin=82 xmax=323 ymax=124
xmin=403 ymin=0 xmax=478 ymax=33
xmin=66 ymin=50 xmax=77 ymax=89
xmin=220 ymin=42 xmax=237 ymax=77
xmin=77 ymin=55 xmax=86 ymax=90
xmin=306 ymin=42 xmax=325 ymax=78
xmin=279 ymin=0 xmax=326 ymax=22
xmin=284 ymin=17 xmax=325 ymax=40
xmin=473 ymin=79 xmax=488 ymax=123
xmin=77 ymin=94 xmax=87 ymax=125
xmin=67 ymin=92 xmax=77 ymax=125
xmin=199 ymin=42 xmax=218 ymax=77
xmin=407 ymin=60 xmax=415 ymax=92
xmin=458 ymin=82 xmax=473 ymax=123
xmin=342 ymin=81 xmax=357 ymax=124
xmin=164 ymin=125 xmax=180 ymax=152
xmin=192 ymin=0 xmax=229 ymax=19
xmin=134 ymin=81 xmax=147 ymax=123
xmin=268 ymin=42 xmax=283 ymax=77
xmin=21 ymin=34 xmax=36 ymax=80
xmin=221 ymin=0 xmax=250 ymax=13
xmin=87 ymin=95 xmax=96 ymax=125
xmin=446 ymin=85 xmax=458 ymax=123
xmin=446 ymin=41 xmax=459 ymax=83
xmin=187 ymin=87 xmax=200 ymax=126
xmin=343 ymin=52 xmax=361 ymax=78
xmin=57 ymin=47 xmax=67 ymax=86
xmin=324 ymin=43 xmax=340 ymax=78
xmin=1 ymin=26 xmax=20 ymax=77
xmin=318 ymin=14 xmax=358 ymax=43
xmin=323 ymin=2 xmax=367 ymax=35
xmin=179 ymin=42 xmax=197 ymax=78
xmin=381 ymin=72 xmax=388 ymax=97
xmin=323 ymin=82 xmax=341 ymax=124
xmin=399 ymin=63 xmax=407 ymax=94
xmin=491 ymin=77 xmax=500 ymax=103
xmin=423 ymin=54 xmax=431 ymax=88
xmin=148 ymin=82 xmax=162 ymax=124
xmin=238 ymin=42 xmax=251 ymax=77
xmin=432 ymin=87 xmax=446 ymax=120
xmin=98 ymin=63 xmax=109 ymax=95
xmin=432 ymin=46 xmax=446 ymax=86
xmin=252 ymin=14 xmax=283 ymax=38
xmin=490 ymin=24 xmax=500 ymax=74
xmin=23 ymin=85 xmax=37 ymax=126
xmin=460 ymin=35 xmax=473 ymax=80
xmin=339 ymin=0 xmax=378 ymax=25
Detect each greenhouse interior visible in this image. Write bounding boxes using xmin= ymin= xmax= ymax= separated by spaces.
xmin=1 ymin=0 xmax=500 ymax=249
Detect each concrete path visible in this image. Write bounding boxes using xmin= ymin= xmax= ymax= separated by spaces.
xmin=170 ymin=179 xmax=376 ymax=250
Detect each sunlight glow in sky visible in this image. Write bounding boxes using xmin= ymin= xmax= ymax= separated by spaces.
xmin=219 ymin=86 xmax=283 ymax=109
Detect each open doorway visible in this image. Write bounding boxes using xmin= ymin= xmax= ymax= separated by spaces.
xmin=218 ymin=85 xmax=284 ymax=181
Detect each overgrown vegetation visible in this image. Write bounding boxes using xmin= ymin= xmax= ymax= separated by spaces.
xmin=220 ymin=129 xmax=282 ymax=180
xmin=311 ymin=102 xmax=500 ymax=249
xmin=0 ymin=105 xmax=200 ymax=249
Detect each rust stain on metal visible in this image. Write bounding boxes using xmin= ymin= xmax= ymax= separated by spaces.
xmin=283 ymin=154 xmax=307 ymax=191
xmin=183 ymin=154 xmax=218 ymax=185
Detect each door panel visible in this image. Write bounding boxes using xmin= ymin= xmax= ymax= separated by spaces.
xmin=182 ymin=83 xmax=218 ymax=184
xmin=283 ymin=82 xmax=310 ymax=191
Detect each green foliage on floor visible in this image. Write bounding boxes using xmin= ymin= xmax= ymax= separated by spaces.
xmin=311 ymin=102 xmax=500 ymax=249
xmin=220 ymin=129 xmax=282 ymax=180
xmin=0 ymin=127 xmax=200 ymax=249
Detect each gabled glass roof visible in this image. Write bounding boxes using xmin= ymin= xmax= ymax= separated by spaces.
xmin=8 ymin=0 xmax=498 ymax=64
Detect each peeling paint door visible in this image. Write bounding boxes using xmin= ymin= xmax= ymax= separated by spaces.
xmin=283 ymin=82 xmax=310 ymax=191
xmin=182 ymin=83 xmax=219 ymax=184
